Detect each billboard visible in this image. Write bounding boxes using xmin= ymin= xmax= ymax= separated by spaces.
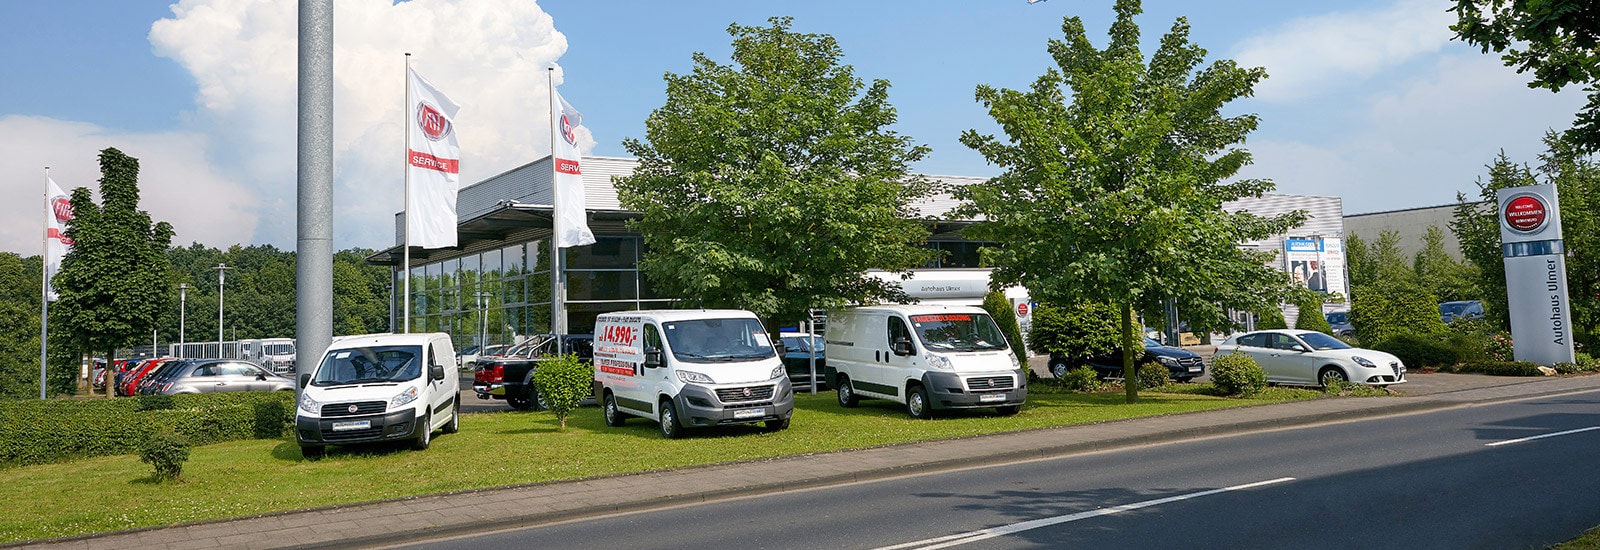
xmin=1283 ymin=237 xmax=1347 ymax=302
xmin=1498 ymin=184 xmax=1575 ymax=366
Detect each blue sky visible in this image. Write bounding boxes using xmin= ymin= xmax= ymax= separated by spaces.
xmin=0 ymin=0 xmax=1584 ymax=253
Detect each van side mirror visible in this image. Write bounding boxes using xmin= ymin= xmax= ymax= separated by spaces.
xmin=429 ymin=363 xmax=446 ymax=381
xmin=644 ymin=349 xmax=663 ymax=368
xmin=892 ymin=338 xmax=914 ymax=356
xmin=299 ymin=373 xmax=311 ymax=388
xmin=775 ymin=341 xmax=787 ymax=354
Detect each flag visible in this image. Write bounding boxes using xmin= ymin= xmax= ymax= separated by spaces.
xmin=406 ymin=67 xmax=462 ymax=249
xmin=551 ymin=88 xmax=595 ymax=248
xmin=44 ymin=177 xmax=73 ymax=301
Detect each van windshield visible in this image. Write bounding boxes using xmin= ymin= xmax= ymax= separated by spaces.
xmin=312 ymin=346 xmax=422 ymax=386
xmin=909 ymin=313 xmax=1010 ymax=352
xmin=663 ymin=318 xmax=776 ymax=363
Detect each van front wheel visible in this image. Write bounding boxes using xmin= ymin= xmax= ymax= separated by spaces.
xmin=907 ymin=385 xmax=932 ymax=419
xmin=659 ymin=398 xmax=684 ymax=439
xmin=412 ymin=412 xmax=432 ymax=450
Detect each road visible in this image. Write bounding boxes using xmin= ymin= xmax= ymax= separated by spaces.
xmin=397 ymin=389 xmax=1600 ymax=549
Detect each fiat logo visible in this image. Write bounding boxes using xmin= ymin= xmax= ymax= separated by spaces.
xmin=1503 ymin=194 xmax=1549 ymax=233
xmin=416 ymin=102 xmax=453 ymax=141
xmin=742 ymin=387 xmax=752 ymax=397
xmin=347 ymin=404 xmax=359 ymax=414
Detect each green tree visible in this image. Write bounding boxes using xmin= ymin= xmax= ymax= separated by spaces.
xmin=1412 ymin=225 xmax=1479 ymax=303
xmin=1350 ymin=279 xmax=1445 ymax=343
xmin=955 ymin=0 xmax=1304 ymax=403
xmin=1452 ymin=0 xmax=1600 ymax=151
xmin=1345 ymin=233 xmax=1374 ymax=287
xmin=1451 ymin=152 xmax=1538 ymax=332
xmin=1026 ymin=302 xmax=1121 ymax=361
xmin=52 ymin=148 xmax=174 ymax=394
xmin=1292 ymin=291 xmax=1333 ymax=334
xmin=615 ymin=17 xmax=935 ymax=326
xmin=0 ymin=254 xmax=73 ymax=398
xmin=981 ymin=292 xmax=1027 ymax=365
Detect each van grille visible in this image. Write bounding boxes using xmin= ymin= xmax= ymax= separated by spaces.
xmin=967 ymin=376 xmax=1015 ymax=391
xmin=321 ymin=401 xmax=387 ymax=418
xmin=715 ymin=385 xmax=775 ymax=403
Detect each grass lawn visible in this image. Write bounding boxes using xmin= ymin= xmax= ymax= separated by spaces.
xmin=0 ymin=384 xmax=1338 ymax=543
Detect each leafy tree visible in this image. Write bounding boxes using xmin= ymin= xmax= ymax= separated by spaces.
xmin=981 ymin=291 xmax=1027 ymax=365
xmin=1452 ymin=151 xmax=1542 ymax=333
xmin=0 ymin=254 xmax=73 ymax=398
xmin=1452 ymin=0 xmax=1600 ymax=151
xmin=52 ymin=148 xmax=174 ymax=394
xmin=955 ymin=0 xmax=1304 ymax=403
xmin=1345 ymin=233 xmax=1374 ymax=287
xmin=1412 ymin=225 xmax=1479 ymax=303
xmin=1255 ymin=306 xmax=1287 ymax=330
xmin=1026 ymin=302 xmax=1121 ymax=362
xmin=615 ymin=17 xmax=935 ymax=326
xmin=1292 ymin=291 xmax=1333 ymax=334
xmin=1350 ymin=279 xmax=1445 ymax=343
xmin=1367 ymin=230 xmax=1415 ymax=285
xmin=531 ymin=354 xmax=593 ymax=431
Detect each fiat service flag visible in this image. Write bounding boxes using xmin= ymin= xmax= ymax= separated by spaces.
xmin=406 ymin=68 xmax=462 ymax=249
xmin=44 ymin=177 xmax=72 ymax=301
xmin=551 ymin=89 xmax=595 ymax=248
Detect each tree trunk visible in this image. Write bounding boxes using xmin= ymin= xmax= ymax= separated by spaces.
xmin=104 ymin=348 xmax=115 ymax=399
xmin=1122 ymin=301 xmax=1139 ymax=404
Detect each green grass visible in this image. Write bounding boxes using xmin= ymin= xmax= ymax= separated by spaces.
xmin=0 ymin=385 xmax=1334 ymax=543
xmin=1555 ymin=525 xmax=1600 ymax=549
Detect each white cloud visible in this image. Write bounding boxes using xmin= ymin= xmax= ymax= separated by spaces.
xmin=1233 ymin=0 xmax=1456 ymax=102
xmin=146 ymin=0 xmax=587 ymax=249
xmin=0 ymin=115 xmax=258 ymax=252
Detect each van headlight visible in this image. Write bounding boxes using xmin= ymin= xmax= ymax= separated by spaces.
xmin=391 ymin=386 xmax=420 ymax=408
xmin=1009 ymin=353 xmax=1020 ymax=368
xmin=298 ymin=392 xmax=319 ymax=414
xmin=770 ymin=366 xmax=785 ymax=380
xmin=677 ymin=370 xmax=715 ymax=384
xmin=924 ymin=353 xmax=953 ymax=370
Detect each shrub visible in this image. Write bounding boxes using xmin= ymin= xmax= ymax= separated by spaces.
xmin=1349 ymin=279 xmax=1445 ymax=343
xmin=1055 ymin=366 xmax=1104 ymax=393
xmin=1027 ymin=301 xmax=1121 ymax=360
xmin=1256 ymin=307 xmax=1287 ymax=330
xmin=1292 ymin=294 xmax=1333 ymax=334
xmin=532 ymin=354 xmax=594 ymax=430
xmin=0 ymin=391 xmax=295 ymax=468
xmin=1210 ymin=352 xmax=1267 ymax=397
xmin=1371 ymin=334 xmax=1459 ymax=369
xmin=1136 ymin=361 xmax=1168 ymax=391
xmin=1484 ymin=332 xmax=1514 ymax=362
xmin=982 ymin=291 xmax=1029 ymax=365
xmin=1441 ymin=360 xmax=1543 ymax=376
xmin=139 ymin=430 xmax=191 ymax=482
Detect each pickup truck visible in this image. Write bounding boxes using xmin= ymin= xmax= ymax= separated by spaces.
xmin=473 ymin=334 xmax=593 ymax=410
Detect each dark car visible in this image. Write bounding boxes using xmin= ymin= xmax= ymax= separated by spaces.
xmin=474 ymin=334 xmax=594 ymax=410
xmin=778 ymin=332 xmax=827 ymax=390
xmin=1325 ymin=310 xmax=1354 ymax=337
xmin=138 ymin=359 xmax=194 ymax=395
xmin=1049 ymin=337 xmax=1206 ymax=382
xmin=1440 ymin=301 xmax=1484 ymax=324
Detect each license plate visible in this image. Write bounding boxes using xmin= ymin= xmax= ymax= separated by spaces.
xmin=1188 ymin=367 xmax=1202 ymax=372
xmin=979 ymin=393 xmax=1006 ymax=403
xmin=331 ymin=420 xmax=371 ymax=432
xmin=733 ymin=408 xmax=765 ymax=419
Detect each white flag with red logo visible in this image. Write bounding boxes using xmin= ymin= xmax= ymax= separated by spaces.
xmin=44 ymin=177 xmax=73 ymax=301
xmin=406 ymin=67 xmax=462 ymax=249
xmin=551 ymin=88 xmax=595 ymax=248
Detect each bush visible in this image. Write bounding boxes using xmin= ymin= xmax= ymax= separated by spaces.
xmin=1554 ymin=353 xmax=1600 ymax=374
xmin=1441 ymin=360 xmax=1543 ymax=376
xmin=982 ymin=292 xmax=1029 ymax=366
xmin=1371 ymin=334 xmax=1459 ymax=369
xmin=532 ymin=354 xmax=594 ymax=430
xmin=1485 ymin=332 xmax=1514 ymax=362
xmin=1210 ymin=352 xmax=1267 ymax=397
xmin=1054 ymin=366 xmax=1104 ymax=393
xmin=1027 ymin=301 xmax=1121 ymax=360
xmin=1256 ymin=307 xmax=1287 ymax=330
xmin=1136 ymin=361 xmax=1169 ymax=391
xmin=1292 ymin=294 xmax=1333 ymax=334
xmin=1349 ymin=280 xmax=1445 ymax=343
xmin=139 ymin=430 xmax=190 ymax=482
xmin=0 ymin=391 xmax=295 ymax=468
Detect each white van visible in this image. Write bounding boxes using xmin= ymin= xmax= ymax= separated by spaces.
xmin=826 ymin=305 xmax=1026 ymax=418
xmin=593 ymin=310 xmax=795 ymax=438
xmin=294 ymin=332 xmax=461 ymax=458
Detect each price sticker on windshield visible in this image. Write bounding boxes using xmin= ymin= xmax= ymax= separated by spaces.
xmin=910 ymin=314 xmax=972 ymax=323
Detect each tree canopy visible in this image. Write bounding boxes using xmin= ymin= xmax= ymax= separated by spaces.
xmin=1453 ymin=0 xmax=1600 ymax=151
xmin=955 ymin=0 xmax=1304 ymax=402
xmin=615 ymin=16 xmax=936 ymax=325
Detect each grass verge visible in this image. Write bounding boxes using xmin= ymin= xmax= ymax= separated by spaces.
xmin=1 ymin=384 xmax=1338 ymax=543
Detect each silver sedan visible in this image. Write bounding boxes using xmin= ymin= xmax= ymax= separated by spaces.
xmin=158 ymin=359 xmax=296 ymax=395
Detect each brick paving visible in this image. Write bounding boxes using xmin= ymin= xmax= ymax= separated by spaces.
xmin=14 ymin=372 xmax=1600 ymax=550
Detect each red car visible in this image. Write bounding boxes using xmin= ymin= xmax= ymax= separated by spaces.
xmin=120 ymin=358 xmax=173 ymax=396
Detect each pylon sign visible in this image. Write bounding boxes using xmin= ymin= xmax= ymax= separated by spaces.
xmin=1498 ymin=184 xmax=1575 ymax=366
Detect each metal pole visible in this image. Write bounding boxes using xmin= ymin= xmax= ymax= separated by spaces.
xmin=548 ymin=67 xmax=566 ymax=353
xmin=807 ymin=319 xmax=818 ymax=395
xmin=40 ymin=166 xmax=50 ymax=399
xmin=476 ymin=291 xmax=489 ymax=349
xmin=298 ymin=0 xmax=335 ymax=386
xmin=215 ymin=263 xmax=232 ymax=356
xmin=178 ymin=283 xmax=187 ymax=358
xmin=402 ymin=52 xmax=413 ymax=334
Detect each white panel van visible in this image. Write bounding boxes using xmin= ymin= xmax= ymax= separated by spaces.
xmin=593 ymin=310 xmax=795 ymax=438
xmin=826 ymin=305 xmax=1026 ymax=418
xmin=294 ymin=332 xmax=461 ymax=458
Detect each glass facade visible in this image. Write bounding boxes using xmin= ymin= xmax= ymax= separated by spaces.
xmin=394 ymin=237 xmax=673 ymax=350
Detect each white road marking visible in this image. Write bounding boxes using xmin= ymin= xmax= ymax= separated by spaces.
xmin=1486 ymin=426 xmax=1600 ymax=447
xmin=873 ymin=477 xmax=1296 ymax=550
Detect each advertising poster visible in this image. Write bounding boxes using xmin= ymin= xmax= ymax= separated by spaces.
xmin=1283 ymin=237 xmax=1348 ymax=302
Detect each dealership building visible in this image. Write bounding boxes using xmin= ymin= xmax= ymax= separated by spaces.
xmin=370 ymin=155 xmax=1347 ymax=348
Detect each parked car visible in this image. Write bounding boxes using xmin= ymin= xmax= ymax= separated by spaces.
xmin=1324 ymin=310 xmax=1354 ymax=337
xmin=1048 ymin=336 xmax=1206 ymax=383
xmin=1216 ymin=329 xmax=1406 ymax=387
xmin=155 ymin=359 xmax=294 ymax=395
xmin=1439 ymin=301 xmax=1485 ymax=324
xmin=139 ymin=359 xmax=193 ymax=395
xmin=119 ymin=358 xmax=173 ymax=396
xmin=778 ymin=332 xmax=827 ymax=390
xmin=458 ymin=344 xmax=507 ymax=369
xmin=295 ymin=332 xmax=461 ymax=457
xmin=474 ymin=335 xmax=593 ymax=410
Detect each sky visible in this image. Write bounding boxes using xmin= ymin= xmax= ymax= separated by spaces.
xmin=0 ymin=0 xmax=1585 ymax=255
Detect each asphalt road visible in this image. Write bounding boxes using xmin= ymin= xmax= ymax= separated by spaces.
xmin=397 ymin=389 xmax=1600 ymax=549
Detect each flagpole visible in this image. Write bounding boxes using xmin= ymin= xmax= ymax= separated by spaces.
xmin=40 ymin=167 xmax=50 ymax=400
xmin=548 ymin=67 xmax=566 ymax=352
xmin=402 ymin=52 xmax=412 ymax=334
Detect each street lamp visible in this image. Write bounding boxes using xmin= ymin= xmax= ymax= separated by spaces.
xmin=178 ymin=283 xmax=188 ymax=358
xmin=474 ymin=291 xmax=492 ymax=350
xmin=214 ymin=263 xmax=233 ymax=357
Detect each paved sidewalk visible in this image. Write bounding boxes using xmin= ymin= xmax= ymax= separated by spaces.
xmin=20 ymin=373 xmax=1600 ymax=550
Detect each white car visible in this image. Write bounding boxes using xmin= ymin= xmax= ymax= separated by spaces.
xmin=1216 ymin=329 xmax=1406 ymax=387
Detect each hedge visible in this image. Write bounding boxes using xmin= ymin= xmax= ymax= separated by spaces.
xmin=0 ymin=391 xmax=294 ymax=468
xmin=1439 ymin=360 xmax=1544 ymax=377
xmin=1371 ymin=334 xmax=1459 ymax=369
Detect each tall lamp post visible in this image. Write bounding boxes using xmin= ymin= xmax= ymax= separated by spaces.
xmin=178 ymin=283 xmax=188 ymax=358
xmin=214 ymin=263 xmax=233 ymax=357
xmin=474 ymin=291 xmax=491 ymax=350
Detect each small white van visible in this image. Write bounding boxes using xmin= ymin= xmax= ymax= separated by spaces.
xmin=593 ymin=310 xmax=795 ymax=438
xmin=294 ymin=332 xmax=461 ymax=458
xmin=826 ymin=305 xmax=1026 ymax=418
